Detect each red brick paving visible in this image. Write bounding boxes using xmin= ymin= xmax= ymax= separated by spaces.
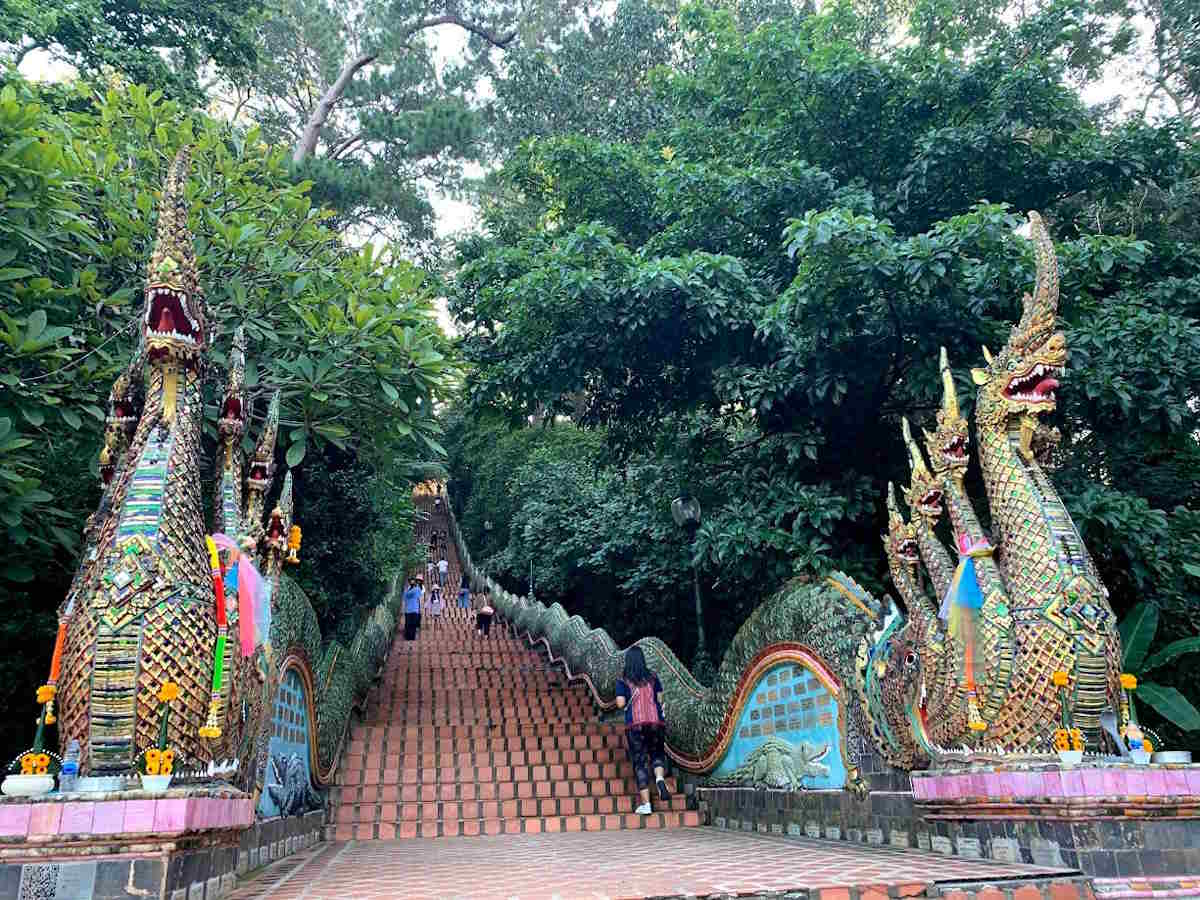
xmin=256 ymin=488 xmax=1082 ymax=899
xmin=228 ymin=828 xmax=1075 ymax=899
xmin=328 ymin=491 xmax=694 ymax=841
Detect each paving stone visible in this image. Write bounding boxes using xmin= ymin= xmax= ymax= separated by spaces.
xmin=225 ymin=828 xmax=1073 ymax=899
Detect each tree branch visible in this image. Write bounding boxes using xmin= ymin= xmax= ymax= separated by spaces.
xmin=292 ymin=52 xmax=378 ymax=164
xmin=406 ymin=15 xmax=518 ymax=49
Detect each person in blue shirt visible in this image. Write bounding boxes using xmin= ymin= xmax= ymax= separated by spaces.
xmin=614 ymin=645 xmax=670 ymax=814
xmin=402 ymin=577 xmax=422 ymax=640
xmin=457 ymin=584 xmax=471 ymax=612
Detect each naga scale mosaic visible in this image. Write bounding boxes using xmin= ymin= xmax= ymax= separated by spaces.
xmin=41 ymin=148 xmax=407 ymax=809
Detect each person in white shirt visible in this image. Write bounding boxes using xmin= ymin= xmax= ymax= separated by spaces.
xmin=437 ymin=555 xmax=449 ymax=586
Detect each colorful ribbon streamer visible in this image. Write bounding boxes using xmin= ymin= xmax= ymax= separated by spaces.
xmin=210 ymin=532 xmax=270 ymax=656
xmin=942 ymin=534 xmax=993 ymax=730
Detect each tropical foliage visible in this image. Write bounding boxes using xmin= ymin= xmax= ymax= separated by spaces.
xmin=449 ymin=2 xmax=1200 ymax=744
xmin=0 ymin=75 xmax=452 ymax=759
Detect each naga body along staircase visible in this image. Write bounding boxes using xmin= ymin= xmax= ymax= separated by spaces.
xmin=327 ymin=490 xmax=700 ymax=839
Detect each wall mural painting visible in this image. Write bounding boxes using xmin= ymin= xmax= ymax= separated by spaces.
xmin=256 ymin=667 xmax=321 ymax=818
xmin=708 ymin=661 xmax=847 ymax=791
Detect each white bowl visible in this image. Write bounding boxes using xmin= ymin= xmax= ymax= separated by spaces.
xmin=1130 ymin=749 xmax=1152 ymax=765
xmin=2 ymin=774 xmax=56 ymax=797
xmin=1057 ymin=750 xmax=1084 ymax=766
xmin=139 ymin=774 xmax=173 ymax=793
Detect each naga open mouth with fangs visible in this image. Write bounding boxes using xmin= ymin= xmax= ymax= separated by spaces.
xmin=142 ymin=148 xmax=205 ymax=368
xmin=941 ymin=434 xmax=967 ymax=466
xmin=144 ymin=283 xmax=204 ymax=365
xmin=1002 ymin=360 xmax=1063 ymax=408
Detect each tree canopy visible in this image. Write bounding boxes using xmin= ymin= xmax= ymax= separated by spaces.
xmin=448 ymin=2 xmax=1200 ymax=742
xmin=0 ymin=75 xmax=451 ymax=758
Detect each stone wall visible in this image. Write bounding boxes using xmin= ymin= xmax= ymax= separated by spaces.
xmin=700 ymin=787 xmax=923 ymax=849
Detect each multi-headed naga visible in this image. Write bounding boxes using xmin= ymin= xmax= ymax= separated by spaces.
xmin=55 ymin=149 xmax=268 ymax=775
xmin=470 ymin=213 xmax=1126 ymax=782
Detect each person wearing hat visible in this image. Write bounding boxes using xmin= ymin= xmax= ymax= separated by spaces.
xmin=403 ymin=576 xmax=423 ymax=640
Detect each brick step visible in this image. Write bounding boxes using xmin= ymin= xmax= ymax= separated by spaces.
xmin=373 ymin=677 xmax=573 ymax=690
xmin=375 ymin=684 xmax=586 ymax=697
xmin=339 ymin=764 xmax=652 ymax=789
xmin=362 ymin=711 xmax=598 ymax=727
xmin=350 ymin=720 xmax=620 ymax=740
xmin=339 ymin=766 xmax=665 ymax=790
xmin=364 ymin=710 xmax=595 ymax=724
xmin=370 ymin=693 xmax=594 ymax=708
xmin=331 ymin=792 xmax=689 ymax=823
xmin=335 ymin=774 xmax=680 ymax=803
xmin=330 ymin=810 xmax=702 ymax=841
xmin=343 ymin=746 xmax=629 ymax=770
xmin=344 ymin=737 xmax=627 ymax=759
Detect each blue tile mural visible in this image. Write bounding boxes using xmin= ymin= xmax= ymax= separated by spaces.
xmin=709 ymin=660 xmax=846 ymax=789
xmin=256 ymin=668 xmax=314 ymax=818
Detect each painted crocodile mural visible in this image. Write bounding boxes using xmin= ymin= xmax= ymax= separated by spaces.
xmin=705 ymin=737 xmax=831 ymax=790
xmin=447 ymin=212 xmax=1126 ymax=784
xmin=48 ymin=148 xmax=403 ymax=811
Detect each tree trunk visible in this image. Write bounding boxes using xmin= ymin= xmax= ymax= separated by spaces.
xmin=291 ymin=52 xmax=378 ymax=164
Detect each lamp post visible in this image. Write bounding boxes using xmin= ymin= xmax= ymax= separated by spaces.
xmin=671 ymin=494 xmax=714 ymax=685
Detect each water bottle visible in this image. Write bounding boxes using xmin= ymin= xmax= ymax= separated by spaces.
xmin=59 ymin=739 xmax=80 ymax=793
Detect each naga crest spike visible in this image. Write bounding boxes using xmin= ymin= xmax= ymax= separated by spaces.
xmin=886 ymin=481 xmax=904 ymax=523
xmin=901 ymin=417 xmax=931 ymax=478
xmin=938 ymin=347 xmax=959 ymax=419
xmin=1007 ymin=211 xmax=1060 ymax=356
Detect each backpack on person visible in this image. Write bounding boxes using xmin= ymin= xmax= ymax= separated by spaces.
xmin=628 ymin=680 xmax=662 ymax=727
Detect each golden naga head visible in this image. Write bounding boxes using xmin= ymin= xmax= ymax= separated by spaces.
xmin=144 ymin=147 xmax=205 ymax=369
xmin=900 ymin=417 xmax=943 ymax=520
xmin=971 ymin=211 xmax=1067 ymax=426
xmin=247 ymin=391 xmax=281 ymax=494
xmin=218 ymin=326 xmax=248 ymax=442
xmin=883 ymin=481 xmax=920 ymax=569
xmin=923 ymin=347 xmax=971 ymax=483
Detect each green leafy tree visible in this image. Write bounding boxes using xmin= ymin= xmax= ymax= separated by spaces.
xmin=452 ymin=5 xmax=1200 ymax=743
xmin=220 ymin=0 xmax=534 ymax=240
xmin=0 ymin=74 xmax=453 ymax=760
xmin=0 ymin=0 xmax=264 ymax=102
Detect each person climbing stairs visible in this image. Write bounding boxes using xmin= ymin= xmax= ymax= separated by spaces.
xmin=327 ymin=486 xmax=701 ymax=839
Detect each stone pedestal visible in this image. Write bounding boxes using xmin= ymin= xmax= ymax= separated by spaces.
xmin=0 ymin=785 xmax=255 ymax=900
xmin=912 ymin=761 xmax=1200 ymax=879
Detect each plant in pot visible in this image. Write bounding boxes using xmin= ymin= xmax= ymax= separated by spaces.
xmin=2 ymin=685 xmax=62 ymax=796
xmin=1117 ymin=603 xmax=1200 ymax=753
xmin=136 ymin=682 xmax=179 ymax=792
xmin=1051 ymin=670 xmax=1084 ymax=765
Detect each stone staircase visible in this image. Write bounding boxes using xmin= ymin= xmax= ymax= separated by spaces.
xmin=327 ymin=490 xmax=701 ymax=840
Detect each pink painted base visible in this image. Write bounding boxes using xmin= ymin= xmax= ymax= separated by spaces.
xmin=912 ymin=762 xmax=1200 ymax=804
xmin=0 ymin=788 xmax=254 ymax=841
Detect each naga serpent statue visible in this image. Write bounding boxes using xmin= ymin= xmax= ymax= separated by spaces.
xmin=47 ymin=146 xmax=407 ymax=802
xmin=452 ymin=212 xmax=1125 ymax=783
xmin=56 ymin=147 xmax=264 ymax=775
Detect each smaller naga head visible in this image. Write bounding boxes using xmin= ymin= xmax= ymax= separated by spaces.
xmin=265 ymin=505 xmax=287 ymax=551
xmin=883 ymin=482 xmax=920 ymax=568
xmin=144 ymin=147 xmax=205 ymax=369
xmin=859 ymin=615 xmax=930 ymax=771
xmin=98 ymin=435 xmax=118 ymax=485
xmin=923 ymin=348 xmax=970 ymax=483
xmin=98 ymin=363 xmax=143 ymax=483
xmin=900 ymin=418 xmax=943 ymax=520
xmin=971 ymin=212 xmax=1067 ymax=428
xmin=219 ymin=327 xmax=248 ymax=442
xmin=106 ymin=367 xmax=141 ymax=438
xmin=247 ymin=391 xmax=280 ymax=493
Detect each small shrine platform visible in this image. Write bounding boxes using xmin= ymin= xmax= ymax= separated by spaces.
xmin=0 ymin=787 xmax=322 ymax=900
